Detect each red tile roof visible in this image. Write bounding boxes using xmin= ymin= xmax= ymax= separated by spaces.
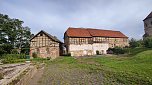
xmin=65 ymin=27 xmax=128 ymax=38
xmin=65 ymin=28 xmax=92 ymax=37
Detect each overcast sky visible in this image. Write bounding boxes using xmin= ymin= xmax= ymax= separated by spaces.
xmin=0 ymin=0 xmax=152 ymax=41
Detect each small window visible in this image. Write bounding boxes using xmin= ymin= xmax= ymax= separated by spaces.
xmin=151 ymin=21 xmax=152 ymax=25
xmin=40 ymin=33 xmax=43 ymax=36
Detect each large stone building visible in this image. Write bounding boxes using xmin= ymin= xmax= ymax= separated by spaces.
xmin=143 ymin=12 xmax=152 ymax=37
xmin=64 ymin=27 xmax=129 ymax=56
xmin=30 ymin=30 xmax=62 ymax=59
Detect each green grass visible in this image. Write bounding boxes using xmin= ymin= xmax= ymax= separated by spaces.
xmin=92 ymin=50 xmax=152 ymax=84
xmin=126 ymin=47 xmax=152 ymax=56
xmin=42 ymin=49 xmax=152 ymax=85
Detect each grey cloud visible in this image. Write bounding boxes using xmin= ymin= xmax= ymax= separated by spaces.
xmin=0 ymin=0 xmax=152 ymax=41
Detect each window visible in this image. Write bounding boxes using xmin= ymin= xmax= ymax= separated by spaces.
xmin=73 ymin=38 xmax=77 ymax=44
xmin=79 ymin=38 xmax=85 ymax=44
xmin=151 ymin=21 xmax=152 ymax=25
xmin=40 ymin=33 xmax=43 ymax=36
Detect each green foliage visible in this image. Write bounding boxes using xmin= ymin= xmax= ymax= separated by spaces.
xmin=30 ymin=58 xmax=48 ymax=63
xmin=143 ymin=37 xmax=152 ymax=48
xmin=32 ymin=52 xmax=38 ymax=58
xmin=129 ymin=38 xmax=142 ymax=48
xmin=0 ymin=44 xmax=13 ymax=55
xmin=1 ymin=54 xmax=26 ymax=64
xmin=125 ymin=47 xmax=152 ymax=56
xmin=11 ymin=49 xmax=19 ymax=54
xmin=107 ymin=47 xmax=126 ymax=55
xmin=0 ymin=48 xmax=6 ymax=57
xmin=0 ymin=13 xmax=32 ymax=54
xmin=21 ymin=48 xmax=30 ymax=54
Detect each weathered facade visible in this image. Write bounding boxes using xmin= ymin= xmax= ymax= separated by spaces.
xmin=30 ymin=30 xmax=62 ymax=59
xmin=64 ymin=27 xmax=129 ymax=56
xmin=143 ymin=12 xmax=152 ymax=38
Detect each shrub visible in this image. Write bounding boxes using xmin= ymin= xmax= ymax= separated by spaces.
xmin=11 ymin=49 xmax=19 ymax=54
xmin=32 ymin=52 xmax=38 ymax=58
xmin=0 ymin=44 xmax=13 ymax=54
xmin=143 ymin=37 xmax=152 ymax=48
xmin=107 ymin=47 xmax=126 ymax=55
xmin=129 ymin=38 xmax=141 ymax=48
xmin=21 ymin=48 xmax=30 ymax=54
xmin=1 ymin=54 xmax=17 ymax=63
xmin=0 ymin=48 xmax=6 ymax=58
xmin=1 ymin=54 xmax=26 ymax=64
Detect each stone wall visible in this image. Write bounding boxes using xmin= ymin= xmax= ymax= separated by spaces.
xmin=30 ymin=46 xmax=59 ymax=59
xmin=144 ymin=18 xmax=152 ymax=37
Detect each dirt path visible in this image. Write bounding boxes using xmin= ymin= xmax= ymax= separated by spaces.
xmin=39 ymin=64 xmax=104 ymax=85
xmin=25 ymin=67 xmax=44 ymax=85
xmin=16 ymin=64 xmax=45 ymax=85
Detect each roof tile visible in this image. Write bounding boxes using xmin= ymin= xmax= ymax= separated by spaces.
xmin=65 ymin=27 xmax=128 ymax=38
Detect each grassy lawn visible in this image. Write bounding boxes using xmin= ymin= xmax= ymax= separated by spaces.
xmin=39 ymin=49 xmax=152 ymax=85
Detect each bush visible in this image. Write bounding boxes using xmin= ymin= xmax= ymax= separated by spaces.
xmin=143 ymin=37 xmax=152 ymax=48
xmin=129 ymin=38 xmax=141 ymax=48
xmin=0 ymin=44 xmax=13 ymax=54
xmin=0 ymin=48 xmax=6 ymax=58
xmin=107 ymin=47 xmax=126 ymax=55
xmin=11 ymin=49 xmax=19 ymax=54
xmin=1 ymin=54 xmax=26 ymax=64
xmin=1 ymin=58 xmax=26 ymax=64
xmin=21 ymin=48 xmax=30 ymax=54
xmin=32 ymin=52 xmax=38 ymax=58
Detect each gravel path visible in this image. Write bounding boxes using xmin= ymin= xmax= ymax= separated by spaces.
xmin=39 ymin=64 xmax=104 ymax=85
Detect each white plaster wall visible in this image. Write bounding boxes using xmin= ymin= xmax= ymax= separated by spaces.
xmin=69 ymin=43 xmax=109 ymax=56
xmin=92 ymin=43 xmax=109 ymax=54
xmin=69 ymin=44 xmax=93 ymax=51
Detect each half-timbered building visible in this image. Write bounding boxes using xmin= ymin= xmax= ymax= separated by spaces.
xmin=64 ymin=27 xmax=129 ymax=56
xmin=30 ymin=30 xmax=62 ymax=59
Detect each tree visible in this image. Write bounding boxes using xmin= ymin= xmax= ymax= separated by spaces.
xmin=0 ymin=13 xmax=32 ymax=55
xmin=129 ymin=38 xmax=140 ymax=48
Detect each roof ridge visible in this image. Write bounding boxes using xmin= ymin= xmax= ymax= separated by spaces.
xmin=66 ymin=27 xmax=128 ymax=38
xmin=86 ymin=28 xmax=120 ymax=32
xmin=69 ymin=27 xmax=120 ymax=32
xmin=143 ymin=11 xmax=152 ymax=21
xmin=30 ymin=30 xmax=62 ymax=43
